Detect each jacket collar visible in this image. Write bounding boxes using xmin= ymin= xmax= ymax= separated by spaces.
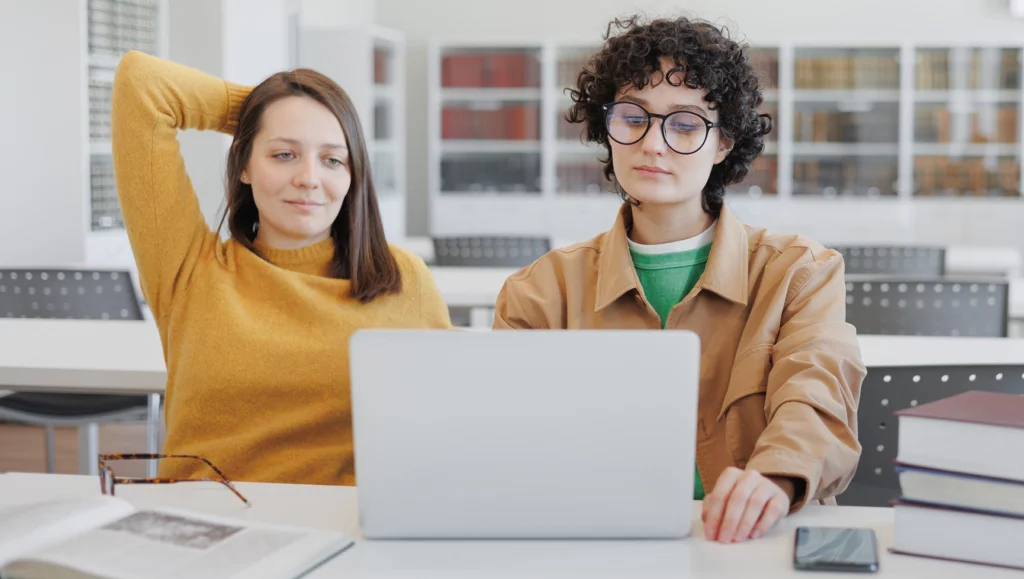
xmin=594 ymin=203 xmax=750 ymax=312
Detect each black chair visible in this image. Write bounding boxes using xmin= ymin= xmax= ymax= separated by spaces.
xmin=844 ymin=276 xmax=1009 ymax=337
xmin=432 ymin=236 xmax=551 ymax=268
xmin=832 ymin=245 xmax=946 ymax=276
xmin=840 ymin=365 xmax=1024 ymax=507
xmin=0 ymin=268 xmax=158 ymax=474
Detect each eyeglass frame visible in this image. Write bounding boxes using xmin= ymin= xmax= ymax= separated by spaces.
xmin=601 ymin=101 xmax=724 ymax=155
xmin=97 ymin=453 xmax=251 ymax=507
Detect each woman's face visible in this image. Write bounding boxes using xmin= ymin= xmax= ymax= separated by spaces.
xmin=608 ymin=58 xmax=733 ymax=207
xmin=242 ymin=95 xmax=350 ymax=249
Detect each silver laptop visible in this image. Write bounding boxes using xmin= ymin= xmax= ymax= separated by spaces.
xmin=349 ymin=329 xmax=700 ymax=540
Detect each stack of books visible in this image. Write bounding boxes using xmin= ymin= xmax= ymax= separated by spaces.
xmin=892 ymin=390 xmax=1024 ymax=570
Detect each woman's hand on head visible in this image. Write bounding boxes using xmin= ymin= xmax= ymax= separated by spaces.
xmin=701 ymin=466 xmax=792 ymax=543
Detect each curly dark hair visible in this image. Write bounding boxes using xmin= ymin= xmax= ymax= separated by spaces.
xmin=566 ymin=15 xmax=773 ymax=215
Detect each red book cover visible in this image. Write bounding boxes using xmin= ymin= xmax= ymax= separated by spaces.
xmin=895 ymin=391 xmax=1024 ymax=430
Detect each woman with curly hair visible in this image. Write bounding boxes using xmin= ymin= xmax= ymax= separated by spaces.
xmin=493 ymin=15 xmax=865 ymax=543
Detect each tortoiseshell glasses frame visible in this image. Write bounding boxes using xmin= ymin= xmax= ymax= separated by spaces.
xmin=97 ymin=453 xmax=251 ymax=507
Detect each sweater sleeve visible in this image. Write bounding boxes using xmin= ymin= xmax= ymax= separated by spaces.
xmin=111 ymin=50 xmax=252 ymax=322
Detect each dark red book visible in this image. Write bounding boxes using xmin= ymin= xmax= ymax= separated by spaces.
xmin=895 ymin=391 xmax=1024 ymax=482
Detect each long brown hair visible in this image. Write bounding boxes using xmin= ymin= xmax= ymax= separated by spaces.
xmin=219 ymin=69 xmax=401 ymax=303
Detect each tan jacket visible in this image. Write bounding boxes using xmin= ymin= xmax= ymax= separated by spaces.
xmin=492 ymin=204 xmax=866 ymax=511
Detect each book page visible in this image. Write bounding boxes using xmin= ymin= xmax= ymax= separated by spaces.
xmin=0 ymin=497 xmax=134 ymax=568
xmin=5 ymin=508 xmax=351 ymax=579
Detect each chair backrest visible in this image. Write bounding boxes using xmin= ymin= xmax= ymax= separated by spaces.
xmin=832 ymin=245 xmax=946 ymax=276
xmin=432 ymin=236 xmax=551 ymax=268
xmin=841 ymin=364 xmax=1024 ymax=507
xmin=0 ymin=269 xmax=143 ymax=321
xmin=844 ymin=276 xmax=1009 ymax=337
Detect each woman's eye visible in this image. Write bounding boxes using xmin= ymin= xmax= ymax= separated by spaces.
xmin=324 ymin=157 xmax=345 ymax=168
xmin=669 ymin=122 xmax=700 ymax=132
xmin=273 ymin=152 xmax=294 ymax=160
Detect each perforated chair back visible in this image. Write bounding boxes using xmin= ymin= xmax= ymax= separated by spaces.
xmin=841 ymin=365 xmax=1024 ymax=507
xmin=0 ymin=269 xmax=142 ymax=320
xmin=432 ymin=236 xmax=551 ymax=268
xmin=832 ymin=245 xmax=945 ymax=276
xmin=844 ymin=276 xmax=1009 ymax=337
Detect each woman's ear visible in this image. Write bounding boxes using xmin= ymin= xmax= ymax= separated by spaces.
xmin=714 ymin=135 xmax=734 ymax=165
xmin=240 ymin=171 xmax=250 ymax=185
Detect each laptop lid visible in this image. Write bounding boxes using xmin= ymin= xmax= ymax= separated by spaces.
xmin=350 ymin=329 xmax=700 ymax=539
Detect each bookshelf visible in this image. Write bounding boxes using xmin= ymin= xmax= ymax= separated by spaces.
xmin=913 ymin=47 xmax=1022 ymax=198
xmin=791 ymin=48 xmax=901 ymax=198
xmin=428 ymin=41 xmax=1024 ymax=241
xmin=86 ymin=0 xmax=165 ymax=232
xmin=729 ymin=47 xmax=779 ymax=198
xmin=84 ymin=0 xmax=167 ymax=265
xmin=370 ymin=27 xmax=407 ymax=238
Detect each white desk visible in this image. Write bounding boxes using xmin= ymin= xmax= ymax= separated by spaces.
xmin=1011 ymin=278 xmax=1024 ymax=319
xmin=428 ymin=267 xmax=1024 ymax=315
xmin=2 ymin=321 xmax=1024 ymax=399
xmin=401 ymin=237 xmax=1022 ymax=277
xmin=858 ymin=335 xmax=1024 ymax=367
xmin=2 ymin=319 xmax=1022 ymax=479
xmin=0 ymin=472 xmax=1016 ymax=578
xmin=0 ymin=318 xmax=165 ymax=394
xmin=429 ymin=266 xmax=517 ymax=308
xmin=945 ymin=246 xmax=1021 ymax=278
xmin=0 ymin=318 xmax=165 ymax=476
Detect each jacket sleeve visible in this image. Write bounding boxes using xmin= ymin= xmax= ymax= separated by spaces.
xmin=745 ymin=251 xmax=866 ymax=511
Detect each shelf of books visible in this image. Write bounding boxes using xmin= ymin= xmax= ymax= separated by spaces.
xmin=428 ymin=41 xmax=1024 ymax=240
xmin=84 ymin=0 xmax=167 ymax=266
xmin=729 ymin=47 xmax=779 ymax=198
xmin=87 ymin=0 xmax=164 ymax=233
xmin=913 ymin=47 xmax=1023 ymax=198
xmin=791 ymin=48 xmax=901 ymax=198
xmin=371 ymin=28 xmax=407 ymax=238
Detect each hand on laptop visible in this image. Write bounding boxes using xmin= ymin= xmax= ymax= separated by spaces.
xmin=701 ymin=467 xmax=792 ymax=543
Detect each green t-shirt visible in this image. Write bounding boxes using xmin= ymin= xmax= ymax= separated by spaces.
xmin=629 ymin=240 xmax=712 ymax=500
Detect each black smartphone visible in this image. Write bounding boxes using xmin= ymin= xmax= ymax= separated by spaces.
xmin=793 ymin=526 xmax=879 ymax=572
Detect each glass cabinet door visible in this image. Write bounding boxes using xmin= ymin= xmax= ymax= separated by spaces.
xmin=440 ymin=47 xmax=543 ymax=194
xmin=913 ymin=47 xmax=1021 ymax=198
xmin=792 ymin=48 xmax=901 ymax=197
xmin=729 ymin=47 xmax=779 ymax=198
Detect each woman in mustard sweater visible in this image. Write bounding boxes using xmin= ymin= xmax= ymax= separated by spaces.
xmin=111 ymin=51 xmax=450 ymax=486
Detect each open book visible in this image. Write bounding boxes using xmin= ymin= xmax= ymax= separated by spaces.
xmin=0 ymin=496 xmax=353 ymax=579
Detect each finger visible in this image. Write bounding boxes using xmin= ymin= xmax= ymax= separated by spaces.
xmin=732 ymin=482 xmax=778 ymax=543
xmin=751 ymin=493 xmax=790 ymax=540
xmin=716 ymin=471 xmax=763 ymax=543
xmin=702 ymin=467 xmax=743 ymax=540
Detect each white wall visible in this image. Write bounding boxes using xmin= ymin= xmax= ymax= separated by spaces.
xmin=376 ymin=0 xmax=1024 ymax=235
xmin=169 ymin=0 xmax=290 ymax=231
xmin=0 ymin=0 xmax=87 ymax=266
xmin=300 ymin=0 xmax=375 ymax=28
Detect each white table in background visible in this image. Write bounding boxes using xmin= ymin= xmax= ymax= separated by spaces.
xmin=3 ymin=317 xmax=1023 ymax=478
xmin=0 ymin=318 xmax=165 ymax=476
xmin=398 ymin=237 xmax=1023 ymax=278
xmin=1010 ymin=278 xmax=1024 ymax=321
xmin=427 ymin=260 xmax=1024 ymax=332
xmin=857 ymin=335 xmax=1024 ymax=367
xmin=428 ymin=266 xmax=516 ymax=308
xmin=945 ymin=246 xmax=1021 ymax=278
xmin=0 ymin=472 xmax=1017 ymax=578
xmin=4 ymin=321 xmax=1024 ymax=394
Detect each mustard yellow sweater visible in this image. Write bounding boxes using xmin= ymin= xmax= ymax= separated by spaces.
xmin=111 ymin=51 xmax=451 ymax=486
